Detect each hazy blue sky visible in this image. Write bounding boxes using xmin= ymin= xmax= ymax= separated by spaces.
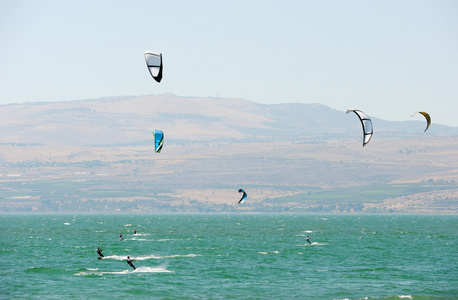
xmin=1 ymin=0 xmax=457 ymax=126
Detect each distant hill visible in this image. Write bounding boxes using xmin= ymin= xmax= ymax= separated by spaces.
xmin=1 ymin=94 xmax=457 ymax=213
xmin=1 ymin=94 xmax=456 ymax=146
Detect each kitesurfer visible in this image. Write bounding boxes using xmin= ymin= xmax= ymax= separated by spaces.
xmin=127 ymin=256 xmax=136 ymax=270
xmin=306 ymin=236 xmax=312 ymax=244
xmin=134 ymin=230 xmax=137 ymax=234
xmin=96 ymin=247 xmax=104 ymax=259
xmin=119 ymin=234 xmax=123 ymax=241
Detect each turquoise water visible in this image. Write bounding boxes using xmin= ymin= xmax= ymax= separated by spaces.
xmin=1 ymin=214 xmax=457 ymax=299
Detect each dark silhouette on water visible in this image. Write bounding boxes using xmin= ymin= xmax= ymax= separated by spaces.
xmin=127 ymin=256 xmax=136 ymax=270
xmin=306 ymin=236 xmax=312 ymax=244
xmin=96 ymin=247 xmax=104 ymax=259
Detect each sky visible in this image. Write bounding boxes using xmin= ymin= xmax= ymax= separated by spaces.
xmin=1 ymin=0 xmax=457 ymax=126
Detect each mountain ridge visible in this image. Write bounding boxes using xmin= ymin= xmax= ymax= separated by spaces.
xmin=1 ymin=94 xmax=457 ymax=213
xmin=1 ymin=94 xmax=456 ymax=147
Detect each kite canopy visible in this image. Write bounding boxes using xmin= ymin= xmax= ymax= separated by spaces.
xmin=144 ymin=51 xmax=163 ymax=83
xmin=346 ymin=109 xmax=373 ymax=147
xmin=153 ymin=130 xmax=164 ymax=153
xmin=411 ymin=111 xmax=431 ymax=132
xmin=238 ymin=189 xmax=247 ymax=204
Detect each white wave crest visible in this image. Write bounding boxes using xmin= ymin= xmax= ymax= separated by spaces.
xmin=132 ymin=266 xmax=173 ymax=273
xmin=103 ymin=254 xmax=161 ymax=261
xmin=258 ymin=251 xmax=279 ymax=255
xmin=129 ymin=237 xmax=150 ymax=241
xmin=103 ymin=253 xmax=200 ymax=261
xmin=74 ymin=266 xmax=172 ymax=276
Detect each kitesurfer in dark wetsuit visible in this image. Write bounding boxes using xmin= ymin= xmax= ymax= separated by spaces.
xmin=127 ymin=256 xmax=136 ymax=270
xmin=119 ymin=234 xmax=123 ymax=241
xmin=306 ymin=236 xmax=312 ymax=244
xmin=97 ymin=247 xmax=104 ymax=259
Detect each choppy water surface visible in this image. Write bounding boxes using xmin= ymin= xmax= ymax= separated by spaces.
xmin=1 ymin=214 xmax=457 ymax=299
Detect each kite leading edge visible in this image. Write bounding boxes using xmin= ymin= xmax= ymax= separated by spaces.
xmin=153 ymin=130 xmax=164 ymax=153
xmin=145 ymin=51 xmax=163 ymax=83
xmin=238 ymin=189 xmax=247 ymax=204
xmin=411 ymin=111 xmax=431 ymax=132
xmin=346 ymin=109 xmax=373 ymax=147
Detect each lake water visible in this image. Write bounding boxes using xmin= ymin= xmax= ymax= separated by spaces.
xmin=1 ymin=214 xmax=457 ymax=299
